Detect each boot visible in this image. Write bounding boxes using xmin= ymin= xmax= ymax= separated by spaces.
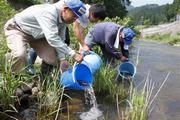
xmin=26 ymin=48 xmax=37 ymax=75
xmin=40 ymin=61 xmax=54 ymax=82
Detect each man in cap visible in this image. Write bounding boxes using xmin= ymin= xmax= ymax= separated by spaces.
xmin=26 ymin=2 xmax=107 ymax=75
xmin=73 ymin=3 xmax=107 ymax=52
xmin=84 ymin=22 xmax=135 ymax=64
xmin=4 ymin=0 xmax=86 ymax=75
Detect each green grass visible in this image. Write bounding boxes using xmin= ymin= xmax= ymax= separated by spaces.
xmin=93 ymin=63 xmax=128 ymax=103
xmin=36 ymin=69 xmax=65 ymax=120
xmin=145 ymin=33 xmax=180 ymax=46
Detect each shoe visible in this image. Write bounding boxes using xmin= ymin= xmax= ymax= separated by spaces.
xmin=26 ymin=66 xmax=36 ymax=75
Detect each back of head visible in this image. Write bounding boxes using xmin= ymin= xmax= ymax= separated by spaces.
xmin=89 ymin=3 xmax=107 ymax=20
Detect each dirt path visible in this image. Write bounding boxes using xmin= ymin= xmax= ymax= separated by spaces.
xmin=140 ymin=21 xmax=180 ymax=37
xmin=133 ymin=40 xmax=180 ymax=120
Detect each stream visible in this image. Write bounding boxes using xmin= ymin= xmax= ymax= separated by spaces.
xmin=133 ymin=40 xmax=180 ymax=120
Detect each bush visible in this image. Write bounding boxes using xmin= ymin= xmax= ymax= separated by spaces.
xmin=0 ymin=0 xmax=16 ymax=30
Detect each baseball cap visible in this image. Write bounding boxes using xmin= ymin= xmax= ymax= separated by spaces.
xmin=64 ymin=0 xmax=86 ymax=21
xmin=122 ymin=28 xmax=135 ymax=46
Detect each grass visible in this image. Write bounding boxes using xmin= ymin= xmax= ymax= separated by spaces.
xmin=93 ymin=63 xmax=128 ymax=103
xmin=36 ymin=69 xmax=65 ymax=120
xmin=145 ymin=33 xmax=180 ymax=46
xmin=118 ymin=72 xmax=170 ymax=120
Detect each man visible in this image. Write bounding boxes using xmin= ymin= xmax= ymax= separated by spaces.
xmin=84 ymin=22 xmax=135 ymax=64
xmin=26 ymin=27 xmax=70 ymax=75
xmin=73 ymin=3 xmax=107 ymax=52
xmin=26 ymin=3 xmax=107 ymax=75
xmin=4 ymin=0 xmax=86 ymax=75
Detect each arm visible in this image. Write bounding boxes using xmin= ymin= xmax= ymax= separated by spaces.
xmin=84 ymin=29 xmax=96 ymax=50
xmin=73 ymin=21 xmax=90 ymax=52
xmin=35 ymin=11 xmax=82 ymax=62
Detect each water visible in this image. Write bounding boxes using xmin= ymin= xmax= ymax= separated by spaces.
xmin=133 ymin=40 xmax=180 ymax=120
xmin=79 ymin=85 xmax=103 ymax=120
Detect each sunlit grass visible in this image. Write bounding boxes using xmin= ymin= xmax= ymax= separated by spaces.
xmin=118 ymin=72 xmax=170 ymax=120
xmin=93 ymin=63 xmax=128 ymax=103
xmin=145 ymin=33 xmax=180 ymax=46
xmin=36 ymin=69 xmax=65 ymax=120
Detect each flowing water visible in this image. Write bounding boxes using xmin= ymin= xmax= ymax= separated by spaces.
xmin=79 ymin=85 xmax=103 ymax=120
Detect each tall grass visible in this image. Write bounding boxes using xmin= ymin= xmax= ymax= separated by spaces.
xmin=36 ymin=69 xmax=65 ymax=120
xmin=118 ymin=72 xmax=170 ymax=120
xmin=93 ymin=63 xmax=128 ymax=103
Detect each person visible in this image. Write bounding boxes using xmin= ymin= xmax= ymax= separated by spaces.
xmin=84 ymin=22 xmax=135 ymax=64
xmin=26 ymin=3 xmax=107 ymax=75
xmin=26 ymin=27 xmax=71 ymax=75
xmin=73 ymin=3 xmax=107 ymax=52
xmin=4 ymin=0 xmax=86 ymax=77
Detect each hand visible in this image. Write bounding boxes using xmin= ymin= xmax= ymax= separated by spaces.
xmin=120 ymin=56 xmax=128 ymax=62
xmin=79 ymin=44 xmax=90 ymax=53
xmin=60 ymin=59 xmax=69 ymax=73
xmin=73 ymin=53 xmax=83 ymax=63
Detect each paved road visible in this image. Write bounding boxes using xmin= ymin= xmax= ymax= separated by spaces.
xmin=133 ymin=40 xmax=180 ymax=120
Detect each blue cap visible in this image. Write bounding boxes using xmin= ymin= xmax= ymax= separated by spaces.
xmin=64 ymin=0 xmax=86 ymax=20
xmin=122 ymin=28 xmax=135 ymax=45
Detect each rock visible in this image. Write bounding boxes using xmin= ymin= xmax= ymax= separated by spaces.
xmin=15 ymin=88 xmax=24 ymax=97
xmin=31 ymin=87 xmax=39 ymax=96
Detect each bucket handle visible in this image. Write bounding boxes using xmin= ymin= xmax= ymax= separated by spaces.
xmin=82 ymin=51 xmax=95 ymax=57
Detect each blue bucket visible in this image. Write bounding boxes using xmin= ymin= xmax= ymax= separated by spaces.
xmin=83 ymin=51 xmax=102 ymax=74
xmin=60 ymin=63 xmax=93 ymax=90
xmin=118 ymin=61 xmax=136 ymax=79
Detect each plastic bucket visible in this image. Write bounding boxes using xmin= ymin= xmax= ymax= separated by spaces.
xmin=83 ymin=51 xmax=102 ymax=74
xmin=60 ymin=63 xmax=93 ymax=90
xmin=118 ymin=61 xmax=136 ymax=79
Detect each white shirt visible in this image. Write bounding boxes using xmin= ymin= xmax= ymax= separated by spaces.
xmin=14 ymin=1 xmax=75 ymax=59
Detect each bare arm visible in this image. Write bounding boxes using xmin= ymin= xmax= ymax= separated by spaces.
xmin=73 ymin=21 xmax=90 ymax=52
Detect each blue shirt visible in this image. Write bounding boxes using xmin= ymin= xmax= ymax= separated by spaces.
xmin=85 ymin=22 xmax=129 ymax=59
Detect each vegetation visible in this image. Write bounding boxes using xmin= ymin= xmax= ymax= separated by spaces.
xmin=128 ymin=4 xmax=168 ymax=25
xmin=145 ymin=33 xmax=180 ymax=46
xmin=82 ymin=0 xmax=131 ymax=18
xmin=128 ymin=0 xmax=180 ymax=25
xmin=0 ymin=0 xmax=16 ymax=31
xmin=165 ymin=0 xmax=180 ymax=21
xmin=0 ymin=0 xmax=172 ymax=120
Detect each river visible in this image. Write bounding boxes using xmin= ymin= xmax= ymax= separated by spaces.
xmin=133 ymin=40 xmax=180 ymax=120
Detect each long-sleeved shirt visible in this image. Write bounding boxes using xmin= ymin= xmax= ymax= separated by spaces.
xmin=14 ymin=0 xmax=75 ymax=59
xmin=85 ymin=22 xmax=129 ymax=59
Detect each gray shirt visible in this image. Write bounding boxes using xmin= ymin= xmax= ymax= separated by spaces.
xmin=14 ymin=1 xmax=75 ymax=59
